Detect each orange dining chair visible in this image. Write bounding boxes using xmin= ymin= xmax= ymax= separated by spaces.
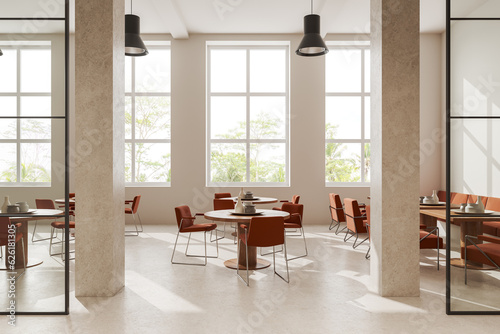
xmin=125 ymin=195 xmax=142 ymax=236
xmin=344 ymin=198 xmax=369 ymax=248
xmin=420 ymin=226 xmax=443 ymax=270
xmin=237 ymin=216 xmax=289 ymax=286
xmin=281 ymin=203 xmax=307 ymax=261
xmin=33 ymin=199 xmax=58 ymax=243
xmin=0 ymin=217 xmax=26 ymax=281
xmin=365 ymin=205 xmax=371 ymax=259
xmin=483 ymin=197 xmax=500 ymax=236
xmin=212 ymin=196 xmax=235 ymax=242
xmin=329 ymin=193 xmax=347 ymax=235
xmin=214 ymin=192 xmax=232 ymax=199
xmin=36 ymin=199 xmax=77 ymax=261
xmin=272 ymin=195 xmax=300 ymax=210
xmin=465 ymin=234 xmax=500 ymax=284
xmin=171 ymin=206 xmax=219 ymax=266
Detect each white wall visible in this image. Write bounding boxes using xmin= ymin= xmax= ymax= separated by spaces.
xmin=420 ymin=33 xmax=443 ymax=196
xmin=118 ymin=33 xmax=443 ymax=225
xmin=450 ymin=20 xmax=500 ymax=197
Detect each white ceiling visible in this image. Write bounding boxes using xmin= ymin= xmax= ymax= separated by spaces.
xmin=1 ymin=0 xmax=448 ymax=36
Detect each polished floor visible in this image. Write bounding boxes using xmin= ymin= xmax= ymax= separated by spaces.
xmin=1 ymin=224 xmax=500 ymax=333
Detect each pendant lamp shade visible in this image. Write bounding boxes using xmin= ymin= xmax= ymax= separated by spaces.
xmin=296 ymin=14 xmax=328 ymax=57
xmin=125 ymin=14 xmax=148 ymax=57
xmin=0 ymin=49 xmax=3 ymax=56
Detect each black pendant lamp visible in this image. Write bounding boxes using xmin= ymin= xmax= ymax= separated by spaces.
xmin=0 ymin=49 xmax=3 ymax=56
xmin=125 ymin=0 xmax=148 ymax=56
xmin=296 ymin=0 xmax=328 ymax=57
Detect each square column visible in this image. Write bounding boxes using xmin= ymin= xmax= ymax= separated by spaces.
xmin=74 ymin=0 xmax=125 ymax=296
xmin=370 ymin=0 xmax=421 ymax=296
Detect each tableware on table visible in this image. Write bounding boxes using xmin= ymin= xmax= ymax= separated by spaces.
xmin=419 ymin=196 xmax=424 ymax=204
xmin=420 ymin=201 xmax=446 ymax=206
xmin=423 ymin=196 xmax=438 ymax=204
xmin=459 ymin=203 xmax=467 ymax=212
xmin=16 ymin=201 xmax=29 ymax=212
xmin=239 ymin=187 xmax=245 ymax=199
xmin=431 ymin=190 xmax=439 ymax=203
xmin=451 ymin=209 xmax=495 ymax=215
xmin=235 ymin=196 xmax=244 ymax=213
xmin=7 ymin=204 xmax=20 ymax=213
xmin=475 ymin=196 xmax=485 ymax=212
xmin=1 ymin=196 xmax=11 ymax=213
xmin=244 ymin=191 xmax=254 ymax=199
xmin=230 ymin=209 xmax=264 ymax=216
xmin=243 ymin=202 xmax=256 ymax=214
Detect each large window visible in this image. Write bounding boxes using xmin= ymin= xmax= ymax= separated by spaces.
xmin=0 ymin=43 xmax=52 ymax=185
xmin=125 ymin=42 xmax=171 ymax=185
xmin=325 ymin=41 xmax=370 ymax=186
xmin=207 ymin=44 xmax=289 ymax=186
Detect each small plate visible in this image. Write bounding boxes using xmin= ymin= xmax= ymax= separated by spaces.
xmin=451 ymin=209 xmax=495 ymax=215
xmin=230 ymin=210 xmax=264 ymax=216
xmin=241 ymin=197 xmax=259 ymax=201
xmin=421 ymin=202 xmax=446 ymax=206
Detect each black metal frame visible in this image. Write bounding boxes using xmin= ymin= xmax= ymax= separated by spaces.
xmin=0 ymin=0 xmax=70 ymax=315
xmin=446 ymin=0 xmax=500 ymax=315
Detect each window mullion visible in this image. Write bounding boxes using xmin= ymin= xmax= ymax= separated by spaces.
xmin=17 ymin=48 xmax=21 ymax=182
xmin=246 ymin=48 xmax=251 ymax=183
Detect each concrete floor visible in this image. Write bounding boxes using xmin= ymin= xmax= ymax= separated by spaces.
xmin=1 ymin=224 xmax=500 ymax=333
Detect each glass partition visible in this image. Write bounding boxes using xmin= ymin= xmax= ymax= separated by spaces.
xmin=447 ymin=0 xmax=500 ymax=314
xmin=0 ymin=1 xmax=68 ymax=316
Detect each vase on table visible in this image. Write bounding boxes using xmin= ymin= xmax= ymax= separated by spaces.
xmin=235 ymin=196 xmax=244 ymax=213
xmin=476 ymin=196 xmax=485 ymax=213
xmin=1 ymin=196 xmax=11 ymax=213
xmin=238 ymin=187 xmax=244 ymax=199
xmin=431 ymin=190 xmax=439 ymax=204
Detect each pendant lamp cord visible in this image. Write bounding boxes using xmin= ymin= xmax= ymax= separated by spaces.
xmin=131 ymin=0 xmax=133 ymax=14
xmin=311 ymin=0 xmax=313 ymax=14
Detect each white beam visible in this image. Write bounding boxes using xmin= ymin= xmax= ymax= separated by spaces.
xmin=149 ymin=0 xmax=189 ymax=39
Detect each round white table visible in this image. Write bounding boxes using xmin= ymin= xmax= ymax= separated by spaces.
xmin=223 ymin=197 xmax=278 ymax=205
xmin=204 ymin=209 xmax=289 ymax=270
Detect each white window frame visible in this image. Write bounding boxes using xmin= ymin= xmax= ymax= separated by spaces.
xmin=0 ymin=43 xmax=52 ymax=187
xmin=206 ymin=44 xmax=290 ymax=187
xmin=325 ymin=42 xmax=370 ymax=187
xmin=125 ymin=43 xmax=171 ymax=187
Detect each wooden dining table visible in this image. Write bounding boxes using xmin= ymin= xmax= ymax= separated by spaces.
xmin=0 ymin=209 xmax=64 ymax=269
xmin=419 ymin=207 xmax=500 ymax=269
xmin=204 ymin=209 xmax=290 ymax=270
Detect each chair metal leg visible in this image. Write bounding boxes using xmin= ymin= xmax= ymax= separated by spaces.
xmin=14 ymin=238 xmax=27 ymax=282
xmin=31 ymin=220 xmax=52 ymax=243
xmin=125 ymin=213 xmax=140 ymax=236
xmin=137 ymin=212 xmax=144 ymax=232
xmin=286 ymin=227 xmax=308 ymax=261
xmin=171 ymin=229 xmax=218 ymax=266
xmin=211 ymin=222 xmax=226 ymax=242
xmin=274 ymin=234 xmax=290 ymax=283
xmin=365 ymin=246 xmax=371 ymax=259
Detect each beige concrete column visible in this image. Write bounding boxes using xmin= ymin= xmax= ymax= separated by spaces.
xmin=74 ymin=0 xmax=125 ymax=296
xmin=370 ymin=0 xmax=420 ymax=296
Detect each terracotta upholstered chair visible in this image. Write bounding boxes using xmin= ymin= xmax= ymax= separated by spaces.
xmin=465 ymin=234 xmax=500 ymax=284
xmin=365 ymin=206 xmax=371 ymax=259
xmin=0 ymin=217 xmax=26 ymax=281
xmin=125 ymin=195 xmax=142 ymax=236
xmin=437 ymin=190 xmax=446 ymax=202
xmin=329 ymin=193 xmax=347 ymax=235
xmin=343 ymin=198 xmax=368 ymax=248
xmin=272 ymin=195 xmax=300 ymax=210
xmin=171 ymin=205 xmax=219 ymax=266
xmin=451 ymin=192 xmax=468 ymax=205
xmin=484 ymin=197 xmax=500 ymax=236
xmin=212 ymin=196 xmax=235 ymax=242
xmin=33 ymin=198 xmax=57 ymax=243
xmin=280 ymin=203 xmax=307 ymax=261
xmin=420 ymin=226 xmax=444 ymax=270
xmin=237 ymin=216 xmax=289 ymax=286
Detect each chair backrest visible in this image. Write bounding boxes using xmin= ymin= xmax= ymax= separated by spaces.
xmin=329 ymin=193 xmax=346 ymax=223
xmin=69 ymin=193 xmax=76 ymax=198
xmin=486 ymin=197 xmax=500 ymax=211
xmin=281 ymin=203 xmax=304 ymax=226
xmin=437 ymin=190 xmax=446 ymax=202
xmin=366 ymin=205 xmax=371 ymax=240
xmin=344 ymin=198 xmax=366 ymax=233
xmin=246 ymin=216 xmax=285 ymax=247
xmin=174 ymin=205 xmax=194 ymax=229
xmin=214 ymin=198 xmax=234 ymax=211
xmin=291 ymin=195 xmax=300 ymax=204
xmin=451 ymin=192 xmax=468 ymax=205
xmin=468 ymin=195 xmax=488 ymax=206
xmin=131 ymin=195 xmax=141 ymax=214
xmin=36 ymin=199 xmax=56 ymax=210
xmin=214 ymin=193 xmax=231 ymax=199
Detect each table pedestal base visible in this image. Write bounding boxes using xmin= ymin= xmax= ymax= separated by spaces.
xmin=224 ymin=258 xmax=271 ymax=270
xmin=450 ymin=258 xmax=496 ymax=270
